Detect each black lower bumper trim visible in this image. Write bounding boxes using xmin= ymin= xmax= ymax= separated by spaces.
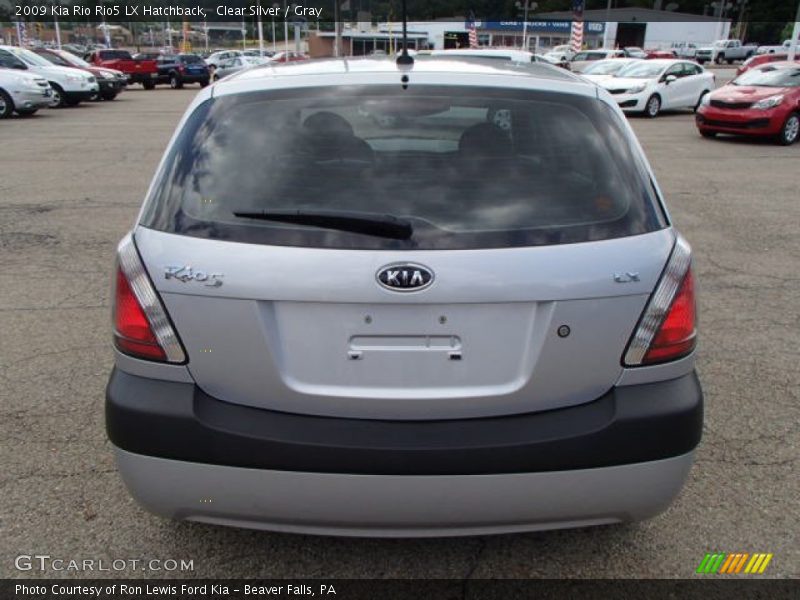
xmin=106 ymin=369 xmax=703 ymax=476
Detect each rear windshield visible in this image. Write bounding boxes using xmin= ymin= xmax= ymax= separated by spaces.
xmin=141 ymin=85 xmax=666 ymax=250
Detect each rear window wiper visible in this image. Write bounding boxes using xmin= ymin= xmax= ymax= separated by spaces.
xmin=232 ymin=209 xmax=413 ymax=240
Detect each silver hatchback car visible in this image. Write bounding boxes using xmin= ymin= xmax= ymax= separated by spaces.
xmin=107 ymin=56 xmax=702 ymax=537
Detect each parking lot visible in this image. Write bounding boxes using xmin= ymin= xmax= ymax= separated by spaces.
xmin=1 ymin=74 xmax=798 ymax=579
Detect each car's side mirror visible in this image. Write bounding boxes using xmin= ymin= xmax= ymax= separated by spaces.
xmin=664 ymin=74 xmax=677 ymax=84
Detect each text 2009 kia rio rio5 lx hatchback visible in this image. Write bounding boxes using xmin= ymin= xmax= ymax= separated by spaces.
xmin=106 ymin=56 xmax=703 ymax=537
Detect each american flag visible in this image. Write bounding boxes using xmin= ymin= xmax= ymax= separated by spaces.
xmin=467 ymin=13 xmax=479 ymax=49
xmin=16 ymin=20 xmax=28 ymax=47
xmin=570 ymin=0 xmax=585 ymax=53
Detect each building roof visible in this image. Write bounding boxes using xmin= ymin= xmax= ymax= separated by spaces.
xmin=536 ymin=7 xmax=731 ymax=23
xmin=314 ymin=31 xmax=429 ymax=40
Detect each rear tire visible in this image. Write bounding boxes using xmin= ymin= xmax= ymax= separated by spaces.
xmin=644 ymin=94 xmax=661 ymax=118
xmin=169 ymin=74 xmax=183 ymax=89
xmin=715 ymin=54 xmax=724 ymax=65
xmin=0 ymin=89 xmax=14 ymax=119
xmin=776 ymin=113 xmax=799 ymax=145
xmin=199 ymin=79 xmax=209 ymax=88
xmin=100 ymin=91 xmax=118 ymax=101
xmin=142 ymin=81 xmax=156 ymax=90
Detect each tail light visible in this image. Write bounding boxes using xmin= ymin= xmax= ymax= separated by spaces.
xmin=624 ymin=235 xmax=697 ymax=366
xmin=112 ymin=234 xmax=186 ymax=363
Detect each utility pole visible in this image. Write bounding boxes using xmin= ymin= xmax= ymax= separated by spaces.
xmin=284 ymin=1 xmax=290 ymax=54
xmin=257 ymin=0 xmax=265 ymax=57
xmin=789 ymin=0 xmax=800 ymax=62
xmin=334 ymin=1 xmax=341 ymax=57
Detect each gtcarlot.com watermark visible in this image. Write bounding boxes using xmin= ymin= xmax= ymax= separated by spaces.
xmin=14 ymin=554 xmax=194 ymax=573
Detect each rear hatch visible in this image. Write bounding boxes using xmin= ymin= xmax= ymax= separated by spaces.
xmin=135 ymin=81 xmax=671 ymax=420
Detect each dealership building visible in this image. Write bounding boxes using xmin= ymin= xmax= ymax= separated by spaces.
xmin=307 ymin=8 xmax=732 ymax=57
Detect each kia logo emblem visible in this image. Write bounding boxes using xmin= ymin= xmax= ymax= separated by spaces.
xmin=376 ymin=263 xmax=434 ymax=292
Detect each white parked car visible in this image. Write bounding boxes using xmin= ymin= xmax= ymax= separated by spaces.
xmin=205 ymin=50 xmax=243 ymax=71
xmin=212 ymin=56 xmax=267 ymax=80
xmin=0 ymin=45 xmax=98 ymax=107
xmin=428 ymin=48 xmax=563 ymax=67
xmin=570 ymin=49 xmax=626 ymax=73
xmin=580 ymin=58 xmax=641 ymax=83
xmin=600 ymin=59 xmax=715 ymax=117
xmin=0 ymin=67 xmax=52 ymax=118
xmin=672 ymin=42 xmax=698 ymax=59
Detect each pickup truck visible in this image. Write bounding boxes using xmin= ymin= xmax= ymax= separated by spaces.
xmin=84 ymin=49 xmax=158 ymax=89
xmin=756 ymin=40 xmax=800 ymax=55
xmin=695 ymin=40 xmax=758 ymax=65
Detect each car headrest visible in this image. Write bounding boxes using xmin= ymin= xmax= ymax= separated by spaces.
xmin=458 ymin=122 xmax=513 ymax=157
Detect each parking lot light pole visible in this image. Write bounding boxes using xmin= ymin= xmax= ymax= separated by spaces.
xmin=284 ymin=1 xmax=290 ymax=54
xmin=257 ymin=0 xmax=265 ymax=57
xmin=789 ymin=0 xmax=800 ymax=62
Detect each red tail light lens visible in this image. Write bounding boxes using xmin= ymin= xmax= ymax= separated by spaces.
xmin=112 ymin=234 xmax=186 ymax=363
xmin=113 ymin=267 xmax=167 ymax=361
xmin=624 ymin=235 xmax=697 ymax=366
xmin=642 ymin=268 xmax=696 ymax=364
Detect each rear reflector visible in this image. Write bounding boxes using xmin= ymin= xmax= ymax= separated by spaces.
xmin=113 ymin=233 xmax=186 ymax=363
xmin=624 ymin=235 xmax=697 ymax=366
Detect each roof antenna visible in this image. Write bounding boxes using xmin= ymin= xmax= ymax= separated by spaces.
xmin=396 ymin=0 xmax=414 ymax=66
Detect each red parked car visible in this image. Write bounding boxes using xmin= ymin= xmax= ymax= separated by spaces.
xmin=645 ymin=49 xmax=677 ymax=59
xmin=695 ymin=62 xmax=800 ymax=145
xmin=84 ymin=49 xmax=158 ymax=89
xmin=736 ymin=52 xmax=800 ymax=76
xmin=267 ymin=51 xmax=309 ymax=64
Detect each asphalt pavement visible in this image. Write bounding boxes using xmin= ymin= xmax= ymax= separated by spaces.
xmin=1 ymin=70 xmax=797 ymax=579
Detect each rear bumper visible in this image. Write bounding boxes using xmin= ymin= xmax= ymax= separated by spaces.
xmin=115 ymin=448 xmax=694 ymax=537
xmin=127 ymin=73 xmax=158 ymax=84
xmin=108 ymin=369 xmax=701 ymax=535
xmin=106 ymin=368 xmax=703 ymax=475
xmin=178 ymin=73 xmax=210 ymax=83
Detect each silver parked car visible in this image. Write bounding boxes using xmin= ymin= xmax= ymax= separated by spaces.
xmin=212 ymin=55 xmax=266 ymax=80
xmin=107 ymin=56 xmax=702 ymax=537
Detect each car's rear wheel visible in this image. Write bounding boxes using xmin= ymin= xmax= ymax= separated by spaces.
xmin=89 ymin=91 xmax=100 ymax=102
xmin=644 ymin=94 xmax=661 ymax=118
xmin=715 ymin=54 xmax=724 ymax=64
xmin=0 ymin=89 xmax=14 ymax=119
xmin=777 ymin=113 xmax=799 ymax=146
xmin=142 ymin=81 xmax=156 ymax=90
xmin=170 ymin=74 xmax=183 ymax=89
xmin=101 ymin=91 xmax=118 ymax=101
xmin=199 ymin=79 xmax=210 ymax=88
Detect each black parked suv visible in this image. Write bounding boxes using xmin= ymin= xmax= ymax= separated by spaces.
xmin=155 ymin=54 xmax=210 ymax=89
